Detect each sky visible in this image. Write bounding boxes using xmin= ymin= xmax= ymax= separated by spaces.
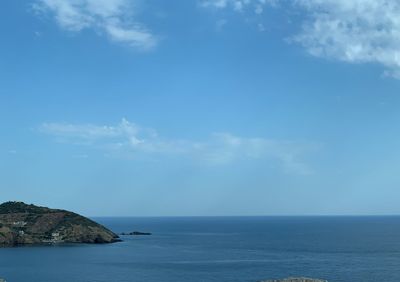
xmin=1 ymin=0 xmax=400 ymax=216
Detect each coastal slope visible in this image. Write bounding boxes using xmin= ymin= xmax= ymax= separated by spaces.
xmin=0 ymin=201 xmax=119 ymax=247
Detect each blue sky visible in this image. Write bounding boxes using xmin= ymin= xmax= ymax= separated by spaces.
xmin=1 ymin=0 xmax=400 ymax=216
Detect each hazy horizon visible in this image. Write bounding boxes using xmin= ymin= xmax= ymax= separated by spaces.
xmin=2 ymin=0 xmax=400 ymax=216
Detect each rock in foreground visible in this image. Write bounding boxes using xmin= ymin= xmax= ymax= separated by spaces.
xmin=260 ymin=278 xmax=327 ymax=282
xmin=0 ymin=201 xmax=120 ymax=247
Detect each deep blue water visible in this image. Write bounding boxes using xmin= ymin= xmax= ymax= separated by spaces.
xmin=1 ymin=216 xmax=400 ymax=282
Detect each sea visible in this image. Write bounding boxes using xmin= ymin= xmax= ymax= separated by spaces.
xmin=1 ymin=216 xmax=400 ymax=282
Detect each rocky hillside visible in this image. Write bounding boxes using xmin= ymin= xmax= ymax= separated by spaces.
xmin=0 ymin=201 xmax=120 ymax=247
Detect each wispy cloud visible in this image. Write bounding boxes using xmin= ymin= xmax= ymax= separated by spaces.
xmin=216 ymin=19 xmax=228 ymax=31
xmin=200 ymin=0 xmax=276 ymax=13
xmin=32 ymin=0 xmax=157 ymax=50
xmin=293 ymin=0 xmax=400 ymax=78
xmin=201 ymin=0 xmax=400 ymax=78
xmin=39 ymin=119 xmax=316 ymax=175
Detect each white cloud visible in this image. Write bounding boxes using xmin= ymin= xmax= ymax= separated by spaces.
xmin=201 ymin=0 xmax=400 ymax=78
xmin=293 ymin=0 xmax=400 ymax=78
xmin=201 ymin=133 xmax=315 ymax=175
xmin=200 ymin=0 xmax=231 ymax=9
xmin=40 ymin=118 xmax=150 ymax=147
xmin=33 ymin=0 xmax=156 ymax=49
xmin=39 ymin=119 xmax=316 ymax=175
xmin=200 ymin=0 xmax=274 ymax=13
xmin=255 ymin=4 xmax=263 ymax=14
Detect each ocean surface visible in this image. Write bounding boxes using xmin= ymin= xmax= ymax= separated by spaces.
xmin=1 ymin=216 xmax=400 ymax=282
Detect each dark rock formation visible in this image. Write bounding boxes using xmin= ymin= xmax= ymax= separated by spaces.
xmin=120 ymin=231 xmax=152 ymax=236
xmin=0 ymin=201 xmax=120 ymax=247
xmin=260 ymin=278 xmax=327 ymax=282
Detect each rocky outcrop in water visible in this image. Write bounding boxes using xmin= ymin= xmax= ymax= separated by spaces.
xmin=120 ymin=231 xmax=152 ymax=236
xmin=260 ymin=278 xmax=327 ymax=282
xmin=0 ymin=201 xmax=120 ymax=247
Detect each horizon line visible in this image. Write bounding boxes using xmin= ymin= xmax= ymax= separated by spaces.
xmin=89 ymin=214 xmax=400 ymax=218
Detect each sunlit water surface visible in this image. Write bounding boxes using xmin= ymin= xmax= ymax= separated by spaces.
xmin=1 ymin=216 xmax=400 ymax=282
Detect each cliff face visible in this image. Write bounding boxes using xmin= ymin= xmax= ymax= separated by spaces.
xmin=0 ymin=201 xmax=120 ymax=247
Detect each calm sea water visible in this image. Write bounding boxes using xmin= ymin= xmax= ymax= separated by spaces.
xmin=1 ymin=216 xmax=400 ymax=282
